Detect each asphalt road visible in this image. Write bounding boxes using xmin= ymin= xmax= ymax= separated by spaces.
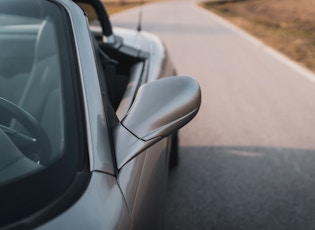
xmin=111 ymin=1 xmax=315 ymax=229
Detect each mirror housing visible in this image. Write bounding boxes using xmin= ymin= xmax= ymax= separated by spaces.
xmin=114 ymin=76 xmax=201 ymax=169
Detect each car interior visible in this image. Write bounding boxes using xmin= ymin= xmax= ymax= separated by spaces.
xmin=0 ymin=16 xmax=64 ymax=183
xmin=75 ymin=1 xmax=149 ymax=117
xmin=0 ymin=0 xmax=149 ymax=185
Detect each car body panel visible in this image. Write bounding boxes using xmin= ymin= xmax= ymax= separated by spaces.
xmin=51 ymin=1 xmax=177 ymax=228
xmin=38 ymin=172 xmax=132 ymax=230
xmin=57 ymin=0 xmax=115 ymax=174
xmin=38 ymin=1 xmax=176 ymax=228
xmin=119 ymin=138 xmax=169 ymax=230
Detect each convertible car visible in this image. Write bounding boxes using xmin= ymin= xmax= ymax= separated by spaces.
xmin=0 ymin=0 xmax=201 ymax=229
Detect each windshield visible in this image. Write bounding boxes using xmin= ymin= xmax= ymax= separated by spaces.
xmin=0 ymin=1 xmax=86 ymax=227
xmin=0 ymin=0 xmax=68 ymax=184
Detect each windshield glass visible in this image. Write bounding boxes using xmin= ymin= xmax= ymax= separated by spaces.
xmin=0 ymin=0 xmax=68 ymax=184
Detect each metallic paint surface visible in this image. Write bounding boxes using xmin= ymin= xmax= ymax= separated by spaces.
xmin=122 ymin=76 xmax=201 ymax=141
xmin=116 ymin=62 xmax=144 ymax=120
xmin=56 ymin=0 xmax=114 ymax=174
xmin=114 ymin=76 xmax=201 ymax=169
xmin=130 ymin=139 xmax=169 ymax=230
xmin=113 ymin=30 xmax=185 ymax=230
xmin=116 ymin=128 xmax=170 ymax=230
xmin=38 ymin=172 xmax=132 ymax=230
xmin=114 ymin=122 xmax=161 ymax=169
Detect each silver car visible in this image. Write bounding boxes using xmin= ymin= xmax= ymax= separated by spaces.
xmin=0 ymin=0 xmax=201 ymax=229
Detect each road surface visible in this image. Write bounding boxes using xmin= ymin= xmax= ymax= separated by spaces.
xmin=111 ymin=1 xmax=315 ymax=229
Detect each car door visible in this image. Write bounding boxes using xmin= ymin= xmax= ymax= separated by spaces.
xmin=74 ymin=1 xmax=199 ymax=229
xmin=92 ymin=30 xmax=172 ymax=229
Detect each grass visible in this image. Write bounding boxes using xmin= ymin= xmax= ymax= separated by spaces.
xmin=78 ymin=2 xmax=140 ymax=21
xmin=201 ymin=1 xmax=315 ymax=72
xmin=104 ymin=2 xmax=141 ymax=15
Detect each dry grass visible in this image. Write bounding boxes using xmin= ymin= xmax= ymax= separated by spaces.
xmin=202 ymin=0 xmax=315 ymax=72
xmin=103 ymin=2 xmax=141 ymax=15
xmin=78 ymin=2 xmax=141 ymax=21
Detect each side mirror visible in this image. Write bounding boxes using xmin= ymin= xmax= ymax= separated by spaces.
xmin=114 ymin=76 xmax=201 ymax=169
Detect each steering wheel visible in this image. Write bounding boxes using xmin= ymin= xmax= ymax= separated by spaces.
xmin=0 ymin=97 xmax=51 ymax=165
